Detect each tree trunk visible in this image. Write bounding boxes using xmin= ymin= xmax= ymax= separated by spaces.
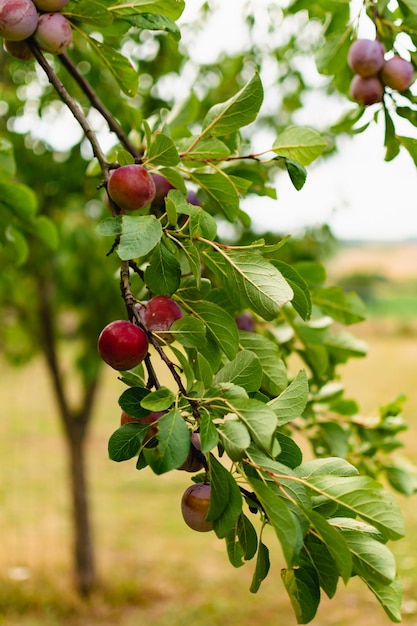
xmin=67 ymin=424 xmax=96 ymax=596
xmin=37 ymin=278 xmax=98 ymax=596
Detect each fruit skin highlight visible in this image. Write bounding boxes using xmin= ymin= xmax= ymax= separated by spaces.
xmin=381 ymin=56 xmax=415 ymax=91
xmin=107 ymin=164 xmax=156 ymax=212
xmin=0 ymin=0 xmax=38 ymax=41
xmin=181 ymin=483 xmax=213 ymax=532
xmin=347 ymin=38 xmax=385 ymax=77
xmin=97 ymin=320 xmax=149 ymax=371
xmin=140 ymin=296 xmax=184 ymax=333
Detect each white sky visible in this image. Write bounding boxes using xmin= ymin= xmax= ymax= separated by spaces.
xmin=180 ymin=1 xmax=417 ymax=242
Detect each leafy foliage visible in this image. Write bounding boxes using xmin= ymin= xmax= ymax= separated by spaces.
xmin=1 ymin=0 xmax=417 ymax=621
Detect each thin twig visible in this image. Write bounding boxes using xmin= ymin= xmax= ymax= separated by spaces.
xmin=59 ymin=52 xmax=142 ymax=160
xmin=27 ymin=39 xmax=110 ymax=176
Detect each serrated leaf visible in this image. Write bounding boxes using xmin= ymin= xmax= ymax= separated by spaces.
xmin=306 ymin=475 xmax=405 ymax=540
xmin=65 ymin=0 xmax=113 ymax=25
xmin=146 ymin=133 xmax=179 ymax=166
xmin=214 ymin=351 xmax=262 ymax=393
xmin=206 ymin=250 xmax=293 ymax=321
xmin=297 ymin=457 xmax=359 ymax=479
xmin=281 ymin=564 xmax=320 ymax=624
xmin=109 ymin=0 xmax=185 ymax=20
xmin=144 ymin=243 xmax=181 ymax=295
xmin=268 ymin=370 xmax=309 ymax=426
xmin=86 ymin=36 xmax=138 ymax=97
xmin=201 ymin=72 xmax=263 ymax=137
xmin=188 ymin=206 xmax=218 ymax=239
xmin=199 ymin=412 xmax=219 ymax=453
xmin=118 ymin=215 xmax=163 ymax=260
xmin=272 ymin=127 xmax=327 ymax=166
xmin=143 ymin=409 xmax=190 ymax=474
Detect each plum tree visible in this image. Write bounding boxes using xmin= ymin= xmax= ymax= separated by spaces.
xmin=150 ymin=173 xmax=175 ymax=210
xmin=178 ymin=433 xmax=204 ymax=472
xmin=0 ymin=0 xmax=38 ymax=41
xmin=97 ymin=320 xmax=149 ymax=371
xmin=107 ymin=164 xmax=156 ymax=212
xmin=381 ymin=56 xmax=415 ymax=91
xmin=181 ymin=483 xmax=213 ymax=532
xmin=349 ymin=74 xmax=384 ymax=105
xmin=348 ymin=38 xmax=385 ymax=77
xmin=33 ymin=0 xmax=69 ymax=10
xmin=33 ymin=12 xmax=73 ymax=55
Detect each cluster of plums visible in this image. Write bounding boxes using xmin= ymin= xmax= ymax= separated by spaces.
xmin=348 ymin=38 xmax=415 ymax=105
xmin=0 ymin=0 xmax=72 ymax=59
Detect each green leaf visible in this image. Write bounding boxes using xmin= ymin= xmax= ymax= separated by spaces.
xmin=199 ymin=412 xmax=219 ymax=453
xmin=341 ymin=530 xmax=396 ymax=585
xmin=109 ymin=0 xmax=185 ymax=20
xmin=284 ymin=158 xmax=307 ymax=190
xmin=364 ymin=576 xmax=402 ymax=623
xmin=398 ymin=135 xmax=417 ymax=167
xmin=143 ymin=409 xmax=190 ymax=474
xmin=180 ymin=137 xmax=231 ymax=161
xmin=248 ymin=478 xmax=303 ymax=566
xmin=144 ymin=243 xmax=181 ymax=295
xmin=250 ymin=542 xmax=270 ymax=593
xmin=118 ymin=386 xmax=152 ymax=419
xmin=239 ymin=332 xmax=287 ymax=396
xmin=207 ymin=454 xmax=242 ymax=537
xmin=191 ymin=171 xmax=240 ymax=222
xmin=304 ymin=510 xmax=352 ymax=583
xmin=225 ymin=525 xmax=245 ymax=568
xmin=146 ymin=133 xmax=180 ymax=166
xmin=297 ymin=457 xmax=359 ymax=479
xmin=118 ymin=12 xmax=180 ymax=39
xmin=118 ymin=215 xmax=163 ymax=260
xmin=268 ymin=370 xmax=309 ymax=426
xmin=140 ymin=387 xmax=175 ymax=411
xmin=0 ymin=137 xmax=16 ymax=176
xmin=281 ymin=564 xmax=320 ymax=624
xmin=214 ymin=351 xmax=262 ymax=393
xmin=190 ymin=301 xmax=239 ymax=359
xmin=0 ymin=181 xmax=38 ymax=219
xmin=201 ymin=72 xmax=263 ymax=137
xmin=226 ymin=398 xmax=277 ymax=452
xmin=307 ymin=475 xmax=405 ymax=540
xmin=85 ymin=36 xmax=138 ymax=97
xmin=315 ymin=28 xmax=353 ymax=76
xmin=219 ymin=419 xmax=251 ymax=461
xmin=303 ymin=535 xmax=339 ymax=599
xmin=188 ymin=205 xmax=218 ymax=239
xmin=65 ymin=0 xmax=113 ymax=25
xmin=108 ymin=423 xmax=150 ymax=462
xmin=271 ymin=260 xmax=312 ymax=320
xmin=313 ymin=286 xmax=367 ymax=325
xmin=206 ymin=250 xmax=293 ymax=320
xmin=272 ymin=127 xmax=327 ymax=166
xmin=169 ymin=316 xmax=206 ymax=348
xmin=238 ymin=513 xmax=258 ymax=561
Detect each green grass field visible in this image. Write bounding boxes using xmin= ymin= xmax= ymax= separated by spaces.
xmin=2 ymin=307 xmax=417 ymax=624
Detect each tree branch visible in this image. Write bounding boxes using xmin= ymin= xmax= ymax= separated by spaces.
xmin=27 ymin=39 xmax=110 ymax=176
xmin=59 ymin=52 xmax=142 ymax=160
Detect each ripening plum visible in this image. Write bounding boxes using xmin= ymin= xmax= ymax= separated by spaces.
xmin=33 ymin=12 xmax=73 ymax=55
xmin=151 ymin=173 xmax=175 ymax=210
xmin=4 ymin=38 xmax=33 ymax=59
xmin=33 ymin=0 xmax=69 ymax=10
xmin=178 ymin=433 xmax=204 ymax=473
xmin=98 ymin=320 xmax=149 ymax=371
xmin=181 ymin=483 xmax=213 ymax=532
xmin=381 ymin=56 xmax=415 ymax=92
xmin=139 ymin=296 xmax=183 ymax=343
xmin=0 ymin=0 xmax=38 ymax=41
xmin=350 ymin=74 xmax=384 ymax=105
xmin=235 ymin=311 xmax=255 ymax=332
xmin=348 ymin=38 xmax=385 ymax=77
xmin=107 ymin=164 xmax=156 ymax=212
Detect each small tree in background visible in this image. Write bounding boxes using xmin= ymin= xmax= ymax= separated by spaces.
xmin=1 ymin=0 xmax=417 ymax=621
